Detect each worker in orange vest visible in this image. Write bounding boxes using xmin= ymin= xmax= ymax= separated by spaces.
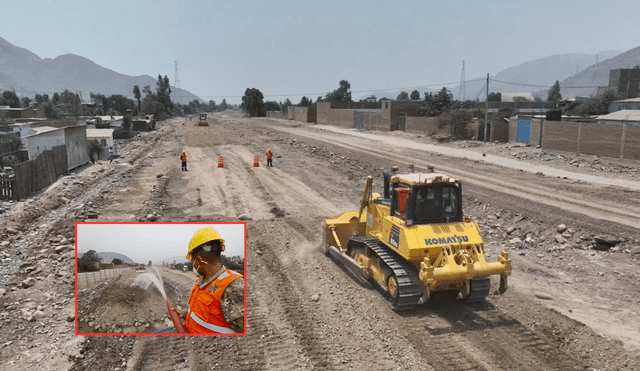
xmin=181 ymin=150 xmax=188 ymax=171
xmin=266 ymin=148 xmax=273 ymax=167
xmin=176 ymin=227 xmax=245 ymax=334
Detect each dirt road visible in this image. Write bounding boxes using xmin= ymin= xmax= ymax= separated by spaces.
xmin=1 ymin=113 xmax=639 ymax=371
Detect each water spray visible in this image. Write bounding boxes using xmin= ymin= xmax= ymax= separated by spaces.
xmin=130 ymin=267 xmax=188 ymax=333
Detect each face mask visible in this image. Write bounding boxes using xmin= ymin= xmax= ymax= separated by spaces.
xmin=193 ymin=256 xmax=210 ymax=275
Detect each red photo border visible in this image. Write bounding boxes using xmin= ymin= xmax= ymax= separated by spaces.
xmin=74 ymin=221 xmax=247 ymax=336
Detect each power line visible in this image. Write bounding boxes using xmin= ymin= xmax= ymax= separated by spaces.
xmin=489 ymin=78 xmax=603 ymax=89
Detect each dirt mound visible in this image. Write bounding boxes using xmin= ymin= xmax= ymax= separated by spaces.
xmin=77 ymin=270 xmax=189 ymax=334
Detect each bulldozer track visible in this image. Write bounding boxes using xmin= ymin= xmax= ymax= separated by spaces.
xmin=348 ymin=236 xmax=422 ymax=310
xmin=399 ymin=305 xmax=584 ymax=370
xmin=254 ymin=242 xmax=342 ymax=370
xmin=127 ymin=336 xmax=192 ymax=370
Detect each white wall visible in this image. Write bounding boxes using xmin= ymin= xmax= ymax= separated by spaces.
xmin=24 ymin=129 xmax=66 ymax=160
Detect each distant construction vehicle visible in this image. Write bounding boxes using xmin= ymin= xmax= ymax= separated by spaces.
xmin=323 ymin=167 xmax=511 ymax=310
xmin=198 ymin=113 xmax=208 ymax=126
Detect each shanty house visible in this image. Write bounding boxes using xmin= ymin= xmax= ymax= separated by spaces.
xmin=23 ymin=125 xmax=89 ymax=170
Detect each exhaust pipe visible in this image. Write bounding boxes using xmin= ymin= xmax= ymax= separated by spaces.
xmin=166 ymin=299 xmax=188 ymax=333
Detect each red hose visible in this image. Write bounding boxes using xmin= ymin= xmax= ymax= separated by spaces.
xmin=166 ymin=299 xmax=188 ymax=333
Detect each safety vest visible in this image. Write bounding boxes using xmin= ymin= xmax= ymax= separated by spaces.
xmin=181 ymin=154 xmax=187 ymax=162
xmin=266 ymin=150 xmax=272 ymax=159
xmin=184 ymin=269 xmax=242 ymax=334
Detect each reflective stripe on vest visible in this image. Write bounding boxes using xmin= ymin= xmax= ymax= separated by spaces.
xmin=188 ymin=310 xmax=236 ymax=333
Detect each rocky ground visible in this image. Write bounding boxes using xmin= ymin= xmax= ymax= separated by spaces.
xmin=0 ymin=113 xmax=638 ymax=371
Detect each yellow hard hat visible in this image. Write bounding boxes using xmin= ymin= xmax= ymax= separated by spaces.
xmin=186 ymin=227 xmax=225 ymax=260
xmin=268 ymin=148 xmax=271 ymax=151
xmin=183 ymin=150 xmax=186 ymax=153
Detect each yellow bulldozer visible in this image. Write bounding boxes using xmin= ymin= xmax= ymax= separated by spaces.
xmin=323 ymin=167 xmax=511 ymax=310
xmin=198 ymin=113 xmax=208 ymax=126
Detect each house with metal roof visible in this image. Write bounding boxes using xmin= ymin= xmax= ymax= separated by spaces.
xmin=596 ymin=109 xmax=640 ymax=125
xmin=608 ymin=98 xmax=640 ymax=113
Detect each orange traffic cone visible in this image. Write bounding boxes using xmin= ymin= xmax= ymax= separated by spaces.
xmin=253 ymin=155 xmax=259 ymax=167
xmin=218 ymin=156 xmax=224 ymax=168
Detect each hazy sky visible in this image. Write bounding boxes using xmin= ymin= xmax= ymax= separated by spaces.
xmin=76 ymin=223 xmax=245 ymax=264
xmin=1 ymin=0 xmax=638 ymax=104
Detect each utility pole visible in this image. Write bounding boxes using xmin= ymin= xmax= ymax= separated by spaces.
xmin=484 ymin=73 xmax=489 ymax=142
xmin=174 ymin=61 xmax=180 ymax=90
xmin=458 ymin=61 xmax=466 ymax=101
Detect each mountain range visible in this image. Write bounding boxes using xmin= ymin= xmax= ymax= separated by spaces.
xmin=558 ymin=46 xmax=640 ymax=98
xmin=356 ymin=51 xmax=623 ymax=102
xmin=78 ymin=251 xmax=137 ymax=265
xmin=0 ymin=36 xmax=203 ymax=105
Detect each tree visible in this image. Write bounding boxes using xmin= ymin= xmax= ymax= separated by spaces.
xmin=42 ymin=94 xmax=49 ymax=103
xmin=133 ymin=85 xmax=141 ymax=114
xmin=264 ymin=101 xmax=280 ymax=111
xmin=42 ymin=102 xmax=59 ymax=119
xmin=397 ymin=91 xmax=409 ymax=101
xmin=219 ymin=99 xmax=228 ymax=111
xmin=547 ymin=80 xmax=562 ymax=103
xmin=0 ymin=91 xmax=21 ymax=108
xmin=142 ymin=85 xmax=154 ymax=99
xmin=52 ymin=92 xmax=60 ymax=105
xmin=35 ymin=94 xmax=43 ymax=105
xmin=148 ymin=260 xmax=152 ymax=267
xmin=324 ymin=80 xmax=352 ymax=102
xmin=439 ymin=109 xmax=474 ymax=139
xmin=112 ymin=258 xmax=124 ymax=265
xmin=488 ymin=92 xmax=501 ymax=102
xmin=420 ymin=87 xmax=452 ymax=117
xmin=20 ymin=96 xmax=31 ymax=108
xmin=299 ymin=96 xmax=313 ymax=107
xmin=410 ymin=90 xmax=420 ymax=101
xmin=79 ymin=249 xmax=103 ymax=272
xmin=240 ymin=88 xmax=265 ymax=117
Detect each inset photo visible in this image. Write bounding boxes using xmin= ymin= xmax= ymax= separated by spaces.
xmin=75 ymin=222 xmax=246 ymax=335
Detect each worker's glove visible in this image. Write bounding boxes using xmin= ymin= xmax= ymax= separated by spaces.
xmin=175 ymin=309 xmax=185 ymax=321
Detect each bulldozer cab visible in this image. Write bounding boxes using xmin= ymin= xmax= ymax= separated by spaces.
xmin=389 ymin=176 xmax=463 ymax=225
xmin=199 ymin=113 xmax=207 ymax=120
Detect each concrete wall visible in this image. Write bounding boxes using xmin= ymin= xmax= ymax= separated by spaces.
xmin=492 ymin=122 xmax=509 ymax=142
xmin=328 ymin=109 xmax=355 ymax=128
xmin=542 ymin=121 xmax=579 ymax=154
xmin=266 ymin=111 xmax=286 ymax=119
xmin=363 ymin=112 xmax=386 ymax=131
xmin=317 ymin=102 xmax=331 ymax=125
xmin=64 ymin=126 xmax=89 ymax=169
xmin=578 ymin=122 xmax=622 ymax=158
xmin=404 ymin=116 xmax=447 ymax=135
xmin=625 ymin=125 xmax=640 ymax=160
xmin=291 ymin=106 xmax=317 ymax=123
xmin=541 ymin=120 xmax=640 ymax=161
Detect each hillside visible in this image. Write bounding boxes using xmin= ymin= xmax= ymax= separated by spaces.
xmin=454 ymin=51 xmax=620 ymax=100
xmin=559 ymin=46 xmax=640 ymax=98
xmin=78 ymin=251 xmax=136 ymax=265
xmin=0 ymin=36 xmax=202 ymax=105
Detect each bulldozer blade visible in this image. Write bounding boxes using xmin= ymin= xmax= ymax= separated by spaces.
xmin=327 ymin=245 xmax=371 ymax=287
